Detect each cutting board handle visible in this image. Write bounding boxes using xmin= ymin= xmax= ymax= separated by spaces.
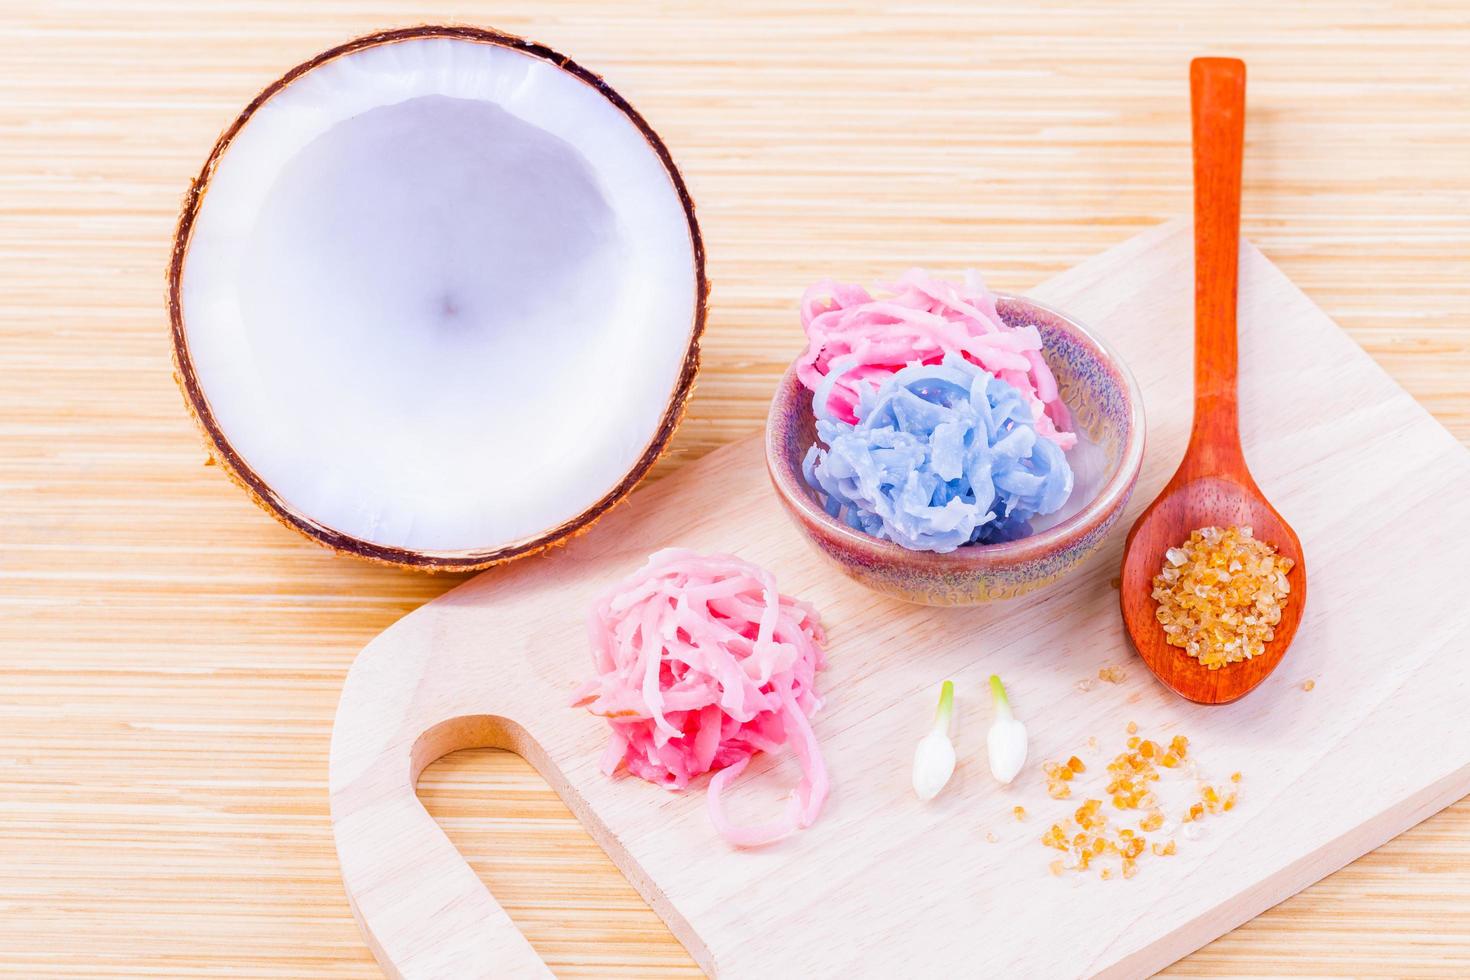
xmin=330 ymin=620 xmax=555 ymax=978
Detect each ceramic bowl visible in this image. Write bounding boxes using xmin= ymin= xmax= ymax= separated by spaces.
xmin=765 ymin=293 xmax=1145 ymax=605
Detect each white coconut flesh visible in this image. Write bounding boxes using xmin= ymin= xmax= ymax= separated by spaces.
xmin=177 ymin=34 xmax=701 ymax=562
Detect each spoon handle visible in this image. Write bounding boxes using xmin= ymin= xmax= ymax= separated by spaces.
xmin=1188 ymin=57 xmax=1247 ymax=475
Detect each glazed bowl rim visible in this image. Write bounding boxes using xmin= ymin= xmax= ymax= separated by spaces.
xmin=764 ymin=291 xmax=1147 ymax=564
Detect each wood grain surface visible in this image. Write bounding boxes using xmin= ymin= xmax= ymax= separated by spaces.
xmin=1 ymin=1 xmax=1466 ymax=976
xmin=328 ymin=223 xmax=1470 ymax=979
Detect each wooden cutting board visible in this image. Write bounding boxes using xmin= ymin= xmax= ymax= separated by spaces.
xmin=329 ymin=221 xmax=1470 ymax=979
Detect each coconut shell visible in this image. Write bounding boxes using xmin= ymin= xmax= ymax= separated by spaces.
xmin=167 ymin=25 xmax=707 ymax=572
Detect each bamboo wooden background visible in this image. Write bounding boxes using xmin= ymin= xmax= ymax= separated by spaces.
xmin=2 ymin=1 xmax=1466 ymax=976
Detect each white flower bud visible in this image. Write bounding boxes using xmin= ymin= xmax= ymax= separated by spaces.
xmin=912 ymin=680 xmax=956 ymax=801
xmin=986 ymin=674 xmax=1028 ymax=785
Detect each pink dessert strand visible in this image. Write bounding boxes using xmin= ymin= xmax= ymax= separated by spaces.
xmin=796 ymin=268 xmax=1075 ymax=448
xmin=572 ymin=549 xmax=829 ymax=847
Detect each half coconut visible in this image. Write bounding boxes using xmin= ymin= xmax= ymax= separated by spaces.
xmin=169 ymin=26 xmax=706 ymax=570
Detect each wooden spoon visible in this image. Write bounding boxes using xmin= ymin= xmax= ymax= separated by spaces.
xmin=1119 ymin=57 xmax=1306 ymax=704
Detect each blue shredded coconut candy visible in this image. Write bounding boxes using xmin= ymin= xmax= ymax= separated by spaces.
xmin=802 ymin=352 xmax=1074 ymax=553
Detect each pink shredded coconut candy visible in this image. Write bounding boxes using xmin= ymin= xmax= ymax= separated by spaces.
xmin=572 ymin=549 xmax=829 ymax=847
xmin=796 ymin=269 xmax=1076 ymax=449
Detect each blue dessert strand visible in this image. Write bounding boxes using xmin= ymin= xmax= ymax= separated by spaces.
xmin=803 ymin=352 xmax=1074 ymax=553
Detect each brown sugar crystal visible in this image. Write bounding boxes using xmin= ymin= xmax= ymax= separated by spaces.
xmin=1152 ymin=525 xmax=1293 ymax=669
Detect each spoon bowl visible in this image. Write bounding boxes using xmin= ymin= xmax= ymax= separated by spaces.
xmin=1119 ymin=57 xmax=1306 ymax=703
xmin=1121 ymin=473 xmax=1306 ymax=704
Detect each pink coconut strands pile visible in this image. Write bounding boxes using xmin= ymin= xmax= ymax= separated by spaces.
xmin=572 ymin=549 xmax=829 ymax=847
xmin=797 ymin=269 xmax=1075 ymax=449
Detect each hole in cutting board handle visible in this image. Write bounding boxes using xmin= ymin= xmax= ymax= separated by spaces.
xmin=410 ymin=717 xmax=708 ymax=976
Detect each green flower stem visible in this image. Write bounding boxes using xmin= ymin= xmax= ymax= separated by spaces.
xmin=934 ymin=680 xmax=955 ymax=733
xmin=989 ymin=674 xmax=1012 ymax=722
